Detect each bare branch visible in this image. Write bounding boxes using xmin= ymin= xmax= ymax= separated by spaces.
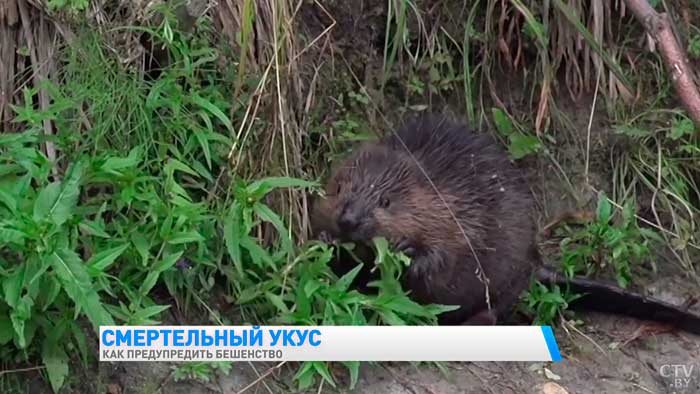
xmin=625 ymin=0 xmax=700 ymax=124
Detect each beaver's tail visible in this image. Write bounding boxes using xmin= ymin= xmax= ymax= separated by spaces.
xmin=535 ymin=266 xmax=700 ymax=335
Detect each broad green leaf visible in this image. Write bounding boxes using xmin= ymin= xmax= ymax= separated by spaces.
xmin=3 ymin=264 xmax=26 ymax=308
xmin=0 ymin=226 xmax=26 ymax=246
xmin=47 ymin=248 xmax=114 ymax=330
xmin=491 ymin=107 xmax=513 ymax=137
xmin=33 ymin=160 xmax=85 ymax=226
xmin=0 ymin=189 xmax=18 ymax=213
xmin=100 ymin=147 xmax=142 ymax=175
xmin=508 ymin=133 xmax=541 ymax=159
xmin=33 ymin=182 xmax=61 ymax=222
xmin=42 ymin=337 xmax=69 ymax=393
xmin=10 ymin=295 xmax=33 ymax=348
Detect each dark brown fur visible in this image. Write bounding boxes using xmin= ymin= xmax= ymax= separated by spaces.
xmin=311 ymin=114 xmax=539 ymax=325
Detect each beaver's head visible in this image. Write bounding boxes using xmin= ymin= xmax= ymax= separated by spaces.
xmin=314 ymin=143 xmax=445 ymax=247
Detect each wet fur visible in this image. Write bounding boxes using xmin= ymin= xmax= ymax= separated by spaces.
xmin=311 ymin=114 xmax=538 ymax=325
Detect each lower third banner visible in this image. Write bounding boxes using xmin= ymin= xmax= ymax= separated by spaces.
xmin=99 ymin=325 xmax=562 ymax=362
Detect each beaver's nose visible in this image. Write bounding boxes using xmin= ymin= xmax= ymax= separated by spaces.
xmin=337 ymin=207 xmax=360 ymax=232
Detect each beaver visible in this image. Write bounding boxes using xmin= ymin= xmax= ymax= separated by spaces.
xmin=311 ymin=113 xmax=700 ymax=334
xmin=311 ymin=114 xmax=538 ymax=325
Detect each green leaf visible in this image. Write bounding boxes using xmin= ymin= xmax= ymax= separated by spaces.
xmin=508 ymin=133 xmax=541 ymax=159
xmin=613 ymin=125 xmax=650 ymax=138
xmin=165 ymin=158 xmax=199 ymax=178
xmin=491 ymin=107 xmax=513 ymax=137
xmin=167 ymin=231 xmax=205 ymax=245
xmin=265 ymin=292 xmax=290 ymax=314
xmin=33 ymin=182 xmax=61 ymax=222
xmin=381 ymin=295 xmax=434 ymax=318
xmin=78 ymin=221 xmax=110 ymax=238
xmin=152 ymin=251 xmax=184 ymax=273
xmin=240 ymin=237 xmax=274 ymax=268
xmin=253 ymin=202 xmax=293 ymax=256
xmin=11 ymin=295 xmax=34 ymax=348
xmin=294 ymin=362 xmax=316 ymax=390
xmin=224 ymin=204 xmax=243 ymax=276
xmin=0 ymin=189 xmax=18 ymax=213
xmin=190 ymin=93 xmax=234 ymax=133
xmin=342 ymin=361 xmax=360 ymax=389
xmin=596 ymin=193 xmax=612 ymax=223
xmin=312 ymin=362 xmax=337 ymax=388
xmin=0 ymin=226 xmax=26 ymax=247
xmin=139 ymin=252 xmax=183 ymax=296
xmin=33 ymin=160 xmax=85 ymax=226
xmin=86 ymin=244 xmax=129 ymax=275
xmin=131 ymin=230 xmax=150 ymax=266
xmin=0 ymin=317 xmax=12 ymax=345
xmin=42 ymin=336 xmax=69 ymax=393
xmin=246 ymin=177 xmax=318 ymax=200
xmin=669 ymin=117 xmax=695 ymax=140
xmin=3 ymin=264 xmax=26 ymax=308
xmin=47 ymin=248 xmax=114 ymax=330
xmin=334 ymin=263 xmax=363 ymax=292
xmin=100 ymin=147 xmax=142 ymax=175
xmin=130 ymin=304 xmax=171 ymax=325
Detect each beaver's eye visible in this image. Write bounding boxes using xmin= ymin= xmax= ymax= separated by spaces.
xmin=380 ymin=197 xmax=390 ymax=208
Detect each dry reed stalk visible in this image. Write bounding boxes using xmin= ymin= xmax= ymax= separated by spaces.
xmin=0 ymin=0 xmax=19 ymax=131
xmin=214 ymin=0 xmax=336 ymax=242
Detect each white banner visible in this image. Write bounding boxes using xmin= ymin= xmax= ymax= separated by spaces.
xmin=99 ymin=325 xmax=562 ymax=362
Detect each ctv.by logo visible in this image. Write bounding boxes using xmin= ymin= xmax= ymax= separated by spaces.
xmin=659 ymin=363 xmax=699 ymax=393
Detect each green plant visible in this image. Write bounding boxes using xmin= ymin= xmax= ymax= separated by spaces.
xmin=559 ymin=193 xmax=659 ymax=288
xmin=523 ymin=280 xmax=582 ymax=326
xmin=491 ymin=107 xmax=542 ymax=159
xmin=172 ymin=361 xmax=232 ymax=383
xmin=229 ymin=234 xmax=458 ymax=390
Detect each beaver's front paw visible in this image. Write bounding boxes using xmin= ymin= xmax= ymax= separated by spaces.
xmin=318 ymin=231 xmax=336 ymax=244
xmin=392 ymin=237 xmax=417 ymax=258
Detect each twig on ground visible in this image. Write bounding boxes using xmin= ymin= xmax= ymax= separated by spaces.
xmin=235 ymin=361 xmax=285 ymax=394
